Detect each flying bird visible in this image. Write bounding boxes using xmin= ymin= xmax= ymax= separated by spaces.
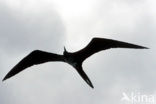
xmin=3 ymin=37 xmax=148 ymax=88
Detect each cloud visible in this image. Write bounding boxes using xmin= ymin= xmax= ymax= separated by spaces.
xmin=0 ymin=0 xmax=155 ymax=104
xmin=0 ymin=1 xmax=66 ymax=104
xmin=0 ymin=1 xmax=65 ymax=54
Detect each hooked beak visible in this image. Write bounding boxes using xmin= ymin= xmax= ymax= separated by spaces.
xmin=64 ymin=46 xmax=67 ymax=52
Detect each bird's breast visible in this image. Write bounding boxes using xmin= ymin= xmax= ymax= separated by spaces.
xmin=64 ymin=57 xmax=77 ymax=67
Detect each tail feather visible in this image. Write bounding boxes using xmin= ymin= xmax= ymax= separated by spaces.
xmin=75 ymin=66 xmax=94 ymax=88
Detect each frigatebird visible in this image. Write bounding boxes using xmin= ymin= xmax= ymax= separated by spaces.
xmin=3 ymin=37 xmax=148 ymax=88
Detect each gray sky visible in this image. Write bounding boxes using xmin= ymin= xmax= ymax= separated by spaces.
xmin=0 ymin=0 xmax=155 ymax=104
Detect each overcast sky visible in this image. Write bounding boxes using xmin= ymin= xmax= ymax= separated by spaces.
xmin=0 ymin=0 xmax=155 ymax=104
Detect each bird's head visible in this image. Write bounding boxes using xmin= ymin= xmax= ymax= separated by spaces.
xmin=63 ymin=46 xmax=68 ymax=56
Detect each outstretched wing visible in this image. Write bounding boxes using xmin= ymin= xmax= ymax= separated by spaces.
xmin=3 ymin=50 xmax=64 ymax=81
xmin=74 ymin=37 xmax=148 ymax=62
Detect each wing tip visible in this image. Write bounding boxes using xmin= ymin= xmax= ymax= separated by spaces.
xmin=136 ymin=46 xmax=149 ymax=49
xmin=2 ymin=73 xmax=12 ymax=82
xmin=2 ymin=76 xmax=8 ymax=82
xmin=144 ymin=47 xmax=149 ymax=49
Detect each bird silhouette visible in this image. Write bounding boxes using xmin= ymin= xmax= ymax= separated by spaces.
xmin=3 ymin=37 xmax=148 ymax=88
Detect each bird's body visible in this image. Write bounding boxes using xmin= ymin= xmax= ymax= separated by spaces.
xmin=64 ymin=57 xmax=78 ymax=68
xmin=3 ymin=37 xmax=148 ymax=88
xmin=63 ymin=52 xmax=77 ymax=67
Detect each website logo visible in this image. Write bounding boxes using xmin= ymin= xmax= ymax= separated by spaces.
xmin=121 ymin=92 xmax=155 ymax=104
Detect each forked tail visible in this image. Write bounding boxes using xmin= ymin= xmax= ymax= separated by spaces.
xmin=75 ymin=66 xmax=94 ymax=88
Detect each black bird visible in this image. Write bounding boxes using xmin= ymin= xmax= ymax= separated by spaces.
xmin=3 ymin=37 xmax=148 ymax=88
